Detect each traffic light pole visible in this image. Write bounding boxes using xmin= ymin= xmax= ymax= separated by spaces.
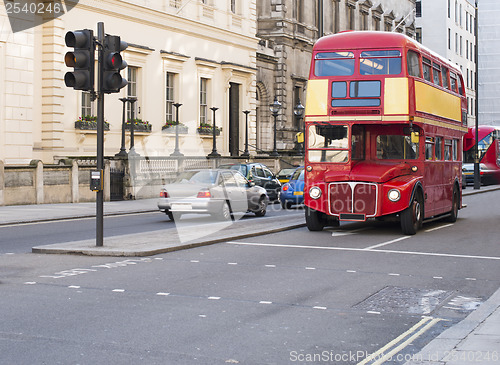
xmin=96 ymin=22 xmax=105 ymax=247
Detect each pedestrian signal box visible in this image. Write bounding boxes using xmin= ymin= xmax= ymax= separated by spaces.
xmin=90 ymin=170 xmax=103 ymax=192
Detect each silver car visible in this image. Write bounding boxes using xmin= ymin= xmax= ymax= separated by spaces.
xmin=158 ymin=169 xmax=268 ymax=220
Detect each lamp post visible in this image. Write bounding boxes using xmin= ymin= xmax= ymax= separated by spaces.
xmin=128 ymin=97 xmax=138 ymax=156
xmin=207 ymin=107 xmax=221 ymax=158
xmin=294 ymin=99 xmax=305 ymax=156
xmin=115 ymin=97 xmax=129 ymax=157
xmin=473 ymin=0 xmax=480 ymax=190
xmin=170 ymin=103 xmax=184 ymax=157
xmin=269 ymin=96 xmax=281 ymax=157
xmin=241 ymin=110 xmax=250 ymax=157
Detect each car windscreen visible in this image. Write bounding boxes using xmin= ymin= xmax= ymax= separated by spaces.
xmin=172 ymin=170 xmax=218 ymax=184
xmin=219 ymin=164 xmax=248 ymax=177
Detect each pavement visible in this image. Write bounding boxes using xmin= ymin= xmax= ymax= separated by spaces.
xmin=1 ymin=185 xmax=499 ymax=364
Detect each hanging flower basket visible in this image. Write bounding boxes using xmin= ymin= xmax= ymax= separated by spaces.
xmin=197 ymin=122 xmax=221 ymax=136
xmin=125 ymin=118 xmax=152 ymax=132
xmin=75 ymin=116 xmax=110 ymax=131
xmin=162 ymin=121 xmax=188 ymax=134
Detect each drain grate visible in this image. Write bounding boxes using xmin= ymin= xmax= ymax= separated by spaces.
xmin=354 ymin=286 xmax=453 ymax=315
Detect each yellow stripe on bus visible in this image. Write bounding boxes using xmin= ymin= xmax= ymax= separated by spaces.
xmin=415 ymin=81 xmax=461 ymax=122
xmin=305 ymin=79 xmax=329 ymax=116
xmin=384 ymin=78 xmax=409 ymax=115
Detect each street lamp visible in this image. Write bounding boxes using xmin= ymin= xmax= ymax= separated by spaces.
xmin=170 ymin=103 xmax=184 ymax=157
xmin=128 ymin=97 xmax=138 ymax=156
xmin=207 ymin=107 xmax=221 ymax=158
xmin=294 ymin=99 xmax=305 ymax=155
xmin=115 ymin=97 xmax=129 ymax=157
xmin=241 ymin=110 xmax=251 ymax=157
xmin=269 ymin=96 xmax=281 ymax=157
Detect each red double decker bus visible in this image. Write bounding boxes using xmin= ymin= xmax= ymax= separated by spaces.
xmin=304 ymin=31 xmax=468 ymax=234
xmin=463 ymin=125 xmax=500 ymax=185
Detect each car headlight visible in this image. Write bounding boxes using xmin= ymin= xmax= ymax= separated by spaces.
xmin=309 ymin=186 xmax=322 ymax=199
xmin=388 ymin=189 xmax=401 ymax=202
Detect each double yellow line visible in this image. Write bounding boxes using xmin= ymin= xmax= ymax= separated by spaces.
xmin=357 ymin=316 xmax=442 ymax=365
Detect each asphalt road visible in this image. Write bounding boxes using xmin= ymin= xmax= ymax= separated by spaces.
xmin=0 ymin=191 xmax=499 ymax=364
xmin=0 ymin=201 xmax=298 ymax=254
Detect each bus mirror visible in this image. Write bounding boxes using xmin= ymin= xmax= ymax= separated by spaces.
xmin=411 ymin=131 xmax=419 ymax=144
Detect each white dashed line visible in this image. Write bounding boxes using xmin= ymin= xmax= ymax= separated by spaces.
xmin=313 ymin=306 xmax=327 ymax=310
xmin=227 ymin=262 xmax=238 ymax=265
xmin=208 ymin=296 xmax=221 ymax=300
xmin=265 ymin=264 xmax=276 ymax=268
xmin=190 ymin=260 xmax=200 ymax=263
xmin=367 ymin=311 xmax=381 ymax=315
xmin=68 ymin=285 xmax=81 ymax=289
xmin=24 ymin=282 xmax=36 ymax=285
xmin=305 ymin=267 xmax=316 ymax=270
xmin=388 ymin=273 xmax=400 ymax=276
xmin=347 ymin=270 xmax=357 ymax=273
xmin=112 ymin=289 xmax=125 ymax=292
xmin=425 ymin=224 xmax=454 ymax=233
xmin=465 ymin=277 xmax=477 ymax=281
xmin=156 ymin=292 xmax=170 ymax=296
xmin=259 ymin=301 xmax=272 ymax=304
xmin=433 ymin=276 xmax=443 ymax=279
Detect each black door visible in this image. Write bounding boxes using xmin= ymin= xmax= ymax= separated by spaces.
xmin=229 ymin=83 xmax=240 ymax=156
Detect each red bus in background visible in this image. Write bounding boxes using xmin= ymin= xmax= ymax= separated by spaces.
xmin=463 ymin=126 xmax=500 ymax=185
xmin=304 ymin=31 xmax=468 ymax=234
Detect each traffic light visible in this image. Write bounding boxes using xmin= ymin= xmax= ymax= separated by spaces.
xmin=102 ymin=35 xmax=128 ymax=93
xmin=64 ymin=30 xmax=95 ymax=91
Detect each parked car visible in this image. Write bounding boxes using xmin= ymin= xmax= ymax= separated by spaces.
xmin=279 ymin=166 xmax=304 ymax=209
xmin=158 ymin=169 xmax=268 ymax=220
xmin=276 ymin=167 xmax=297 ymax=184
xmin=218 ymin=163 xmax=281 ymax=201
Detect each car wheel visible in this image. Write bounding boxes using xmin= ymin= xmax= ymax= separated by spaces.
xmin=446 ymin=186 xmax=459 ymax=223
xmin=305 ymin=206 xmax=326 ymax=231
xmin=217 ymin=201 xmax=232 ymax=221
xmin=254 ymin=196 xmax=267 ymax=217
xmin=400 ymin=192 xmax=423 ymax=235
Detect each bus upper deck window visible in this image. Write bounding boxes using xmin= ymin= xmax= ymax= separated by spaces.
xmin=442 ymin=66 xmax=450 ymax=89
xmin=407 ymin=50 xmax=421 ymax=77
xmin=433 ymin=63 xmax=442 ymax=86
xmin=360 ymin=50 xmax=401 ymax=75
xmin=450 ymin=73 xmax=458 ymax=92
xmin=314 ymin=52 xmax=355 ymax=77
xmin=422 ymin=57 xmax=432 ymax=82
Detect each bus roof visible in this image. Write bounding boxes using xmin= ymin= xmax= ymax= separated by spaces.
xmin=313 ymin=31 xmax=461 ymax=75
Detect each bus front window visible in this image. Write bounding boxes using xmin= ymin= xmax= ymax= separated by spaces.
xmin=308 ymin=124 xmax=349 ymax=163
xmin=377 ymin=135 xmax=419 ymax=160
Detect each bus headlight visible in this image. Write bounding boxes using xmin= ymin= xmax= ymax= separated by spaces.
xmin=309 ymin=186 xmax=322 ymax=199
xmin=388 ymin=189 xmax=401 ymax=202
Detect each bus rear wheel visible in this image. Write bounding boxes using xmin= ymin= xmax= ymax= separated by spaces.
xmin=400 ymin=192 xmax=423 ymax=235
xmin=446 ymin=186 xmax=459 ymax=223
xmin=305 ymin=206 xmax=327 ymax=231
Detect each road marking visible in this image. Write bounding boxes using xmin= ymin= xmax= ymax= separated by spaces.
xmin=357 ymin=317 xmax=441 ymax=365
xmin=366 ymin=311 xmax=381 ymax=315
xmin=227 ymin=262 xmax=238 ymax=265
xmin=331 ymin=227 xmax=371 ymax=237
xmin=347 ymin=270 xmax=357 ymax=273
xmin=68 ymin=285 xmax=80 ymax=289
xmin=425 ymin=223 xmax=454 ymax=232
xmin=226 ymin=241 xmax=500 ymax=261
xmin=313 ymin=306 xmax=327 ymax=310
xmin=190 ymin=260 xmax=200 ymax=263
xmin=156 ymin=292 xmax=170 ymax=296
xmin=265 ymin=264 xmax=276 ymax=268
xmin=364 ymin=236 xmax=411 ymax=250
xmin=388 ymin=273 xmax=400 ymax=276
xmin=24 ymin=282 xmax=36 ymax=285
xmin=305 ymin=267 xmax=316 ymax=270
xmin=259 ymin=301 xmax=272 ymax=304
xmin=433 ymin=276 xmax=443 ymax=279
xmin=208 ymin=296 xmax=221 ymax=300
xmin=112 ymin=289 xmax=125 ymax=293
xmin=465 ymin=277 xmax=477 ymax=281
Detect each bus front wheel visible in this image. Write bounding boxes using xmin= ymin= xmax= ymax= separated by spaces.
xmin=400 ymin=193 xmax=423 ymax=235
xmin=305 ymin=206 xmax=326 ymax=231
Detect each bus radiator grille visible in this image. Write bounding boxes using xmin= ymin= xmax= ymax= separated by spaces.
xmin=328 ymin=182 xmax=378 ymax=218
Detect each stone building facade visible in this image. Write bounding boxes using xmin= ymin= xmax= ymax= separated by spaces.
xmin=0 ymin=0 xmax=258 ymax=165
xmin=256 ymin=0 xmax=416 ymax=153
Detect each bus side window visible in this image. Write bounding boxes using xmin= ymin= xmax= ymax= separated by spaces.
xmin=445 ymin=139 xmax=452 ymax=160
xmin=433 ymin=63 xmax=442 ymax=86
xmin=425 ymin=137 xmax=434 ymax=160
xmin=450 ymin=73 xmax=458 ymax=93
xmin=457 ymin=76 xmax=464 ymax=95
xmin=407 ymin=50 xmax=421 ymax=77
xmin=442 ymin=66 xmax=450 ymax=89
xmin=435 ymin=137 xmax=443 ymax=160
xmin=422 ymin=57 xmax=432 ymax=82
xmin=453 ymin=139 xmax=459 ymax=160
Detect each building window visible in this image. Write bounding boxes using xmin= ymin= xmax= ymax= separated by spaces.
xmin=81 ymin=91 xmax=94 ymax=119
xmin=416 ymin=0 xmax=421 ymax=17
xmin=460 ymin=35 xmax=462 ymax=56
xmin=127 ymin=66 xmax=138 ymax=120
xmin=200 ymin=78 xmax=208 ymax=125
xmin=165 ymin=72 xmax=175 ymax=122
xmin=347 ymin=4 xmax=355 ymax=30
xmin=448 ymin=0 xmax=451 ymax=18
xmin=455 ymin=33 xmax=458 ymax=54
xmin=416 ymin=28 xmax=422 ymax=44
xmin=455 ymin=1 xmax=458 ymax=23
xmin=459 ymin=4 xmax=462 ymax=26
xmin=448 ymin=28 xmax=451 ymax=49
xmin=360 ymin=12 xmax=368 ymax=30
xmin=373 ymin=17 xmax=380 ymax=31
